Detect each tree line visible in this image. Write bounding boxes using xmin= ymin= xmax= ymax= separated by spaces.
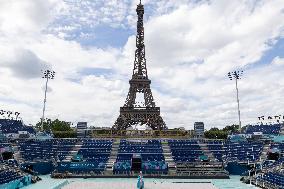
xmin=204 ymin=124 xmax=246 ymax=139
xmin=35 ymin=118 xmax=76 ymax=138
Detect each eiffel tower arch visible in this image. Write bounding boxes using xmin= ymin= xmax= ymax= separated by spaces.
xmin=113 ymin=2 xmax=167 ymax=130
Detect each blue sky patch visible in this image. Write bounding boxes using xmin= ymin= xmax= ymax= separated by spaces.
xmin=79 ymin=67 xmax=114 ymax=77
xmin=257 ymin=37 xmax=284 ymax=65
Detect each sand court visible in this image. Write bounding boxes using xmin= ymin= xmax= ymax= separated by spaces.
xmin=63 ymin=180 xmax=218 ymax=189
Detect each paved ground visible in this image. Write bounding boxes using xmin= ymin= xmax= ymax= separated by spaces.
xmin=63 ymin=180 xmax=218 ymax=189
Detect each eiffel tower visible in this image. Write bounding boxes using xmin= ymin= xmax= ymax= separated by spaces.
xmin=113 ymin=1 xmax=167 ymax=130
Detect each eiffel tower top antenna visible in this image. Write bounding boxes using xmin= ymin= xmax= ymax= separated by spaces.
xmin=133 ymin=0 xmax=147 ymax=79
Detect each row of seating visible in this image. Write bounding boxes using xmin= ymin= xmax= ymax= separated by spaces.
xmin=116 ymin=153 xmax=165 ymax=162
xmin=118 ymin=140 xmax=163 ymax=153
xmin=270 ymin=142 xmax=284 ymax=152
xmin=168 ymin=140 xmax=264 ymax=163
xmin=257 ymin=171 xmax=284 ymax=187
xmin=113 ymin=162 xmax=131 ymax=174
xmin=56 ymin=162 xmax=105 ymax=174
xmin=0 ymin=119 xmax=35 ymax=134
xmin=262 ymin=158 xmax=284 ymax=169
xmin=223 ymin=142 xmax=263 ymax=162
xmin=206 ymin=141 xmax=224 ymax=161
xmin=18 ymin=139 xmax=77 ymax=161
xmin=245 ymin=124 xmax=281 ymax=135
xmin=142 ymin=161 xmax=168 ymax=174
xmin=0 ymin=164 xmax=24 ymax=185
xmin=0 ymin=141 xmax=11 ymax=148
xmin=75 ymin=139 xmax=113 ymax=172
xmin=169 ymin=140 xmax=203 ymax=162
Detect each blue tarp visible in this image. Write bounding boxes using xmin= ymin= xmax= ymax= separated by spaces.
xmin=0 ymin=175 xmax=32 ymax=189
xmin=273 ymin=135 xmax=284 ymax=143
xmin=229 ymin=135 xmax=247 ymax=143
xmin=71 ymin=154 xmax=83 ymax=162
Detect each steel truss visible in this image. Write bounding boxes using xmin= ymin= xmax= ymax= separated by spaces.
xmin=113 ymin=2 xmax=167 ymax=130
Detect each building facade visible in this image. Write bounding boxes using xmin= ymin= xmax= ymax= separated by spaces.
xmin=194 ymin=122 xmax=204 ymax=138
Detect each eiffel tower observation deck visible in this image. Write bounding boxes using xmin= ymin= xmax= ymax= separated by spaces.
xmin=113 ymin=1 xmax=167 ymax=130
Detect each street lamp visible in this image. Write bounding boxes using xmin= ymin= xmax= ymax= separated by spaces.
xmin=41 ymin=69 xmax=55 ymax=131
xmin=228 ymin=70 xmax=243 ymax=132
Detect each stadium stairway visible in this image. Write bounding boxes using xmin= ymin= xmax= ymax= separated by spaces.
xmin=175 ymin=162 xmax=229 ymax=177
xmin=104 ymin=139 xmax=120 ymax=175
xmin=260 ymin=143 xmax=270 ymax=161
xmin=161 ymin=141 xmax=177 ymax=175
xmin=64 ymin=140 xmax=82 ymax=162
xmin=11 ymin=143 xmax=24 ymax=163
xmin=197 ymin=141 xmax=215 ymax=161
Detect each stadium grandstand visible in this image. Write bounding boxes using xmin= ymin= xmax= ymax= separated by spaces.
xmin=245 ymin=124 xmax=282 ymax=135
xmin=1 ymin=120 xmax=284 ymax=188
xmin=0 ymin=119 xmax=36 ymax=139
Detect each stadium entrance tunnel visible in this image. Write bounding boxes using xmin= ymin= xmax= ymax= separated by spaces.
xmin=267 ymin=148 xmax=280 ymax=160
xmin=131 ymin=154 xmax=142 ymax=173
xmin=1 ymin=151 xmax=13 ymax=160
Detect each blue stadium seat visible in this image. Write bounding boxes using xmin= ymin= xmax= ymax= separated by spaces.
xmin=114 ymin=139 xmax=167 ymax=175
xmin=0 ymin=164 xmax=24 ymax=185
xmin=0 ymin=119 xmax=36 ymax=134
xmin=246 ymin=124 xmax=281 ymax=135
xmin=19 ymin=139 xmax=77 ymax=161
xmin=168 ymin=140 xmax=203 ymax=162
xmin=223 ymin=141 xmax=263 ymax=162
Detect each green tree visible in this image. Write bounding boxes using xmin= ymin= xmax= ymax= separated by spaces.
xmin=36 ymin=118 xmax=73 ymax=132
xmin=36 ymin=118 xmax=76 ymax=138
xmin=204 ymin=124 xmax=246 ymax=139
xmin=204 ymin=128 xmax=228 ymax=139
xmin=204 ymin=125 xmax=240 ymax=139
xmin=223 ymin=124 xmax=239 ymax=134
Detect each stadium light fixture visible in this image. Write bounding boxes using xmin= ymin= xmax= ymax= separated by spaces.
xmin=275 ymin=115 xmax=281 ymax=123
xmin=7 ymin=111 xmax=12 ymax=118
xmin=257 ymin=115 xmax=282 ymax=124
xmin=14 ymin=112 xmax=20 ymax=120
xmin=258 ymin=116 xmax=265 ymax=121
xmin=41 ymin=69 xmax=55 ymax=131
xmin=228 ymin=70 xmax=243 ymax=132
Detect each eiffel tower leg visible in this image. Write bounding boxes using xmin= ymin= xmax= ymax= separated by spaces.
xmin=113 ymin=114 xmax=135 ymax=130
xmin=156 ymin=115 xmax=167 ymax=130
xmin=144 ymin=87 xmax=155 ymax=107
xmin=124 ymin=85 xmax=137 ymax=107
xmin=113 ymin=115 xmax=125 ymax=130
xmin=146 ymin=114 xmax=167 ymax=130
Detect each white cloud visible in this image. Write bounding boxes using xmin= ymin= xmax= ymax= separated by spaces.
xmin=1 ymin=49 xmax=51 ymax=79
xmin=272 ymin=56 xmax=284 ymax=65
xmin=0 ymin=0 xmax=60 ymax=35
xmin=145 ymin=0 xmax=284 ymax=69
xmin=0 ymin=0 xmax=284 ymax=130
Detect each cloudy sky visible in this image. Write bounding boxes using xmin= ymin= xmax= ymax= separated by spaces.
xmin=0 ymin=0 xmax=284 ymax=130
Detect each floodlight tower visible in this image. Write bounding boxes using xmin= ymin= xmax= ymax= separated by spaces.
xmin=14 ymin=112 xmax=20 ymax=120
xmin=41 ymin=70 xmax=55 ymax=131
xmin=228 ymin=70 xmax=243 ymax=132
